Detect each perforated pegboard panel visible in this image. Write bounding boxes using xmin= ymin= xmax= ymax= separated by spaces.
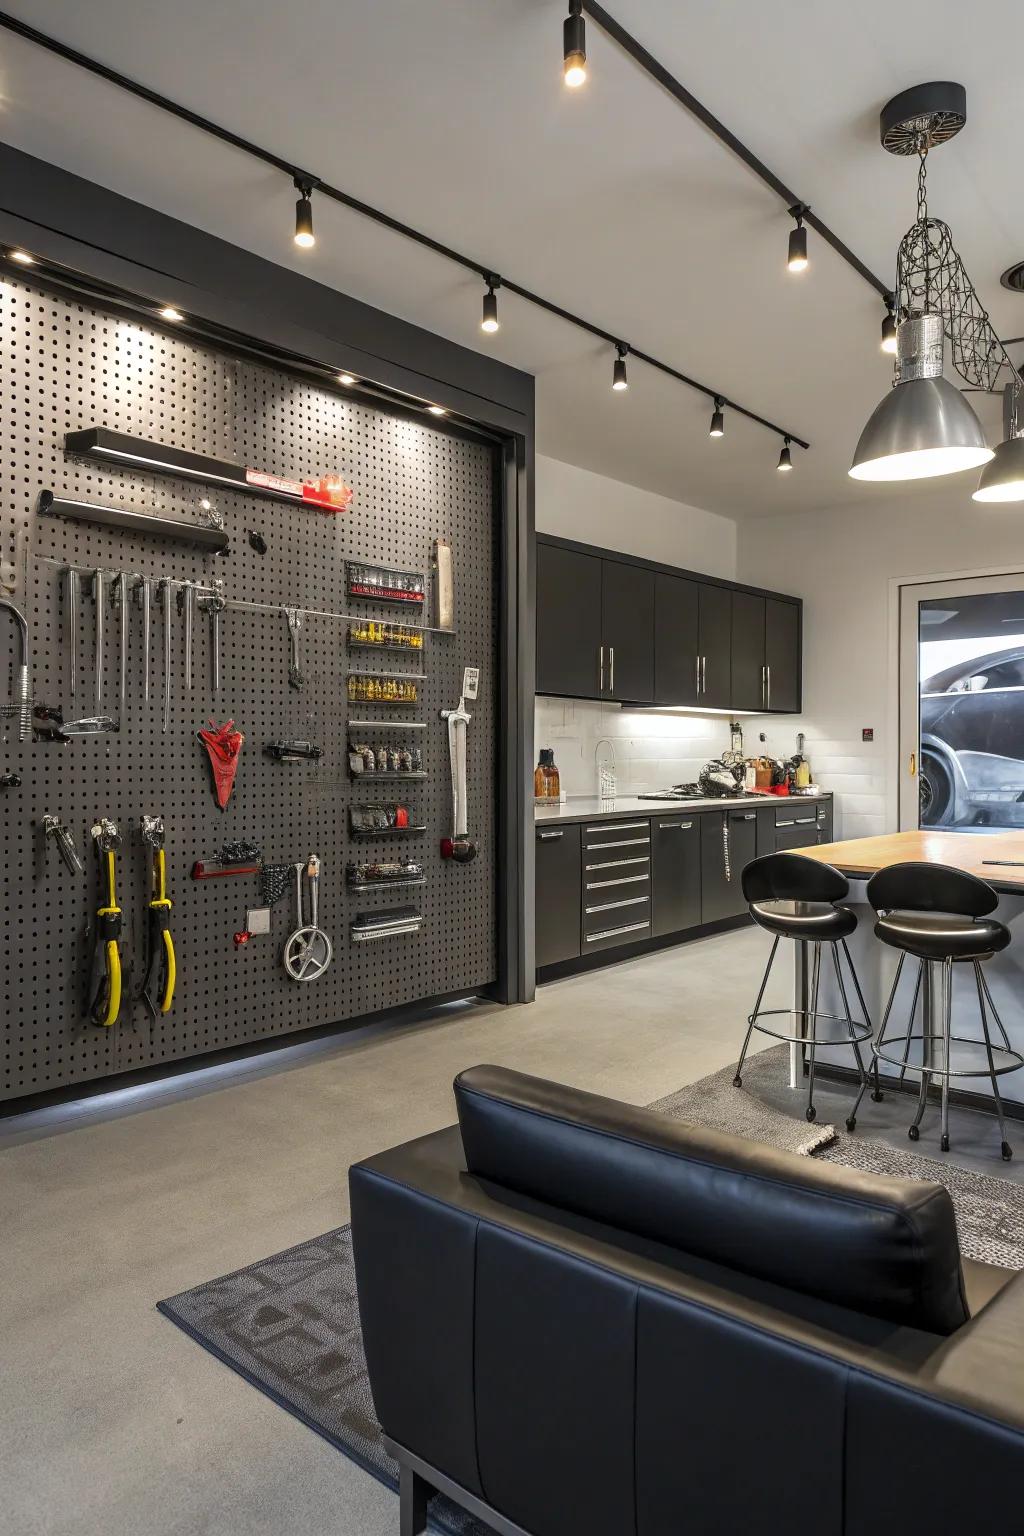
xmin=0 ymin=278 xmax=497 ymax=1101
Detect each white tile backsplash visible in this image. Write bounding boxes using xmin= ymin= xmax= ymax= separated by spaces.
xmin=535 ymin=697 xmax=736 ymax=797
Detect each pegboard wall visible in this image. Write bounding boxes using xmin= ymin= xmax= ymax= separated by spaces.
xmin=0 ymin=277 xmax=498 ymax=1102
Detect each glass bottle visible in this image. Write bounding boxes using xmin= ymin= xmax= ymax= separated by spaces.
xmin=534 ymin=748 xmax=560 ymax=801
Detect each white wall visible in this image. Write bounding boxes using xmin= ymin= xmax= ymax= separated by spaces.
xmin=737 ymin=483 xmax=1024 ymax=839
xmin=536 ymin=454 xmax=737 ymax=577
xmin=534 ymin=454 xmax=739 ymax=797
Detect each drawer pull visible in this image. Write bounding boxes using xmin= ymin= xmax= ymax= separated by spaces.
xmin=583 ymin=836 xmax=650 ymax=851
xmin=584 ymin=821 xmax=649 ymax=833
xmin=731 ymin=813 xmax=757 ymax=821
xmin=584 ymin=856 xmax=649 ymax=871
xmin=585 ymin=920 xmax=650 ymax=943
xmin=537 ymin=830 xmax=564 ymax=840
xmin=657 ymin=820 xmax=694 ymax=830
xmin=585 ymin=894 xmax=650 ymax=914
xmin=585 ymin=874 xmax=650 ymax=890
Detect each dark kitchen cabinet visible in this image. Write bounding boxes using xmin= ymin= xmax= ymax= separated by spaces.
xmin=535 ymin=823 xmax=582 ymax=969
xmin=730 ymin=591 xmax=766 ymax=712
xmin=651 ymin=814 xmax=701 ymax=936
xmin=602 ymin=560 xmax=654 ymax=702
xmin=654 ymin=573 xmax=699 ymax=706
xmin=764 ymin=598 xmax=801 ymax=713
xmin=700 ymin=808 xmax=758 ymax=923
xmin=816 ymin=799 xmax=833 ymax=842
xmin=698 ymin=583 xmax=732 ymax=709
xmin=774 ymin=807 xmax=820 ymax=850
xmin=536 ymin=543 xmax=603 ymax=698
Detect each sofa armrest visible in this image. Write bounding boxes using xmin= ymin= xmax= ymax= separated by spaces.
xmin=925 ymin=1267 xmax=1024 ymax=1431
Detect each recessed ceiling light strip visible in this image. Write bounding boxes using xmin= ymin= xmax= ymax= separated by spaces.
xmin=0 ymin=8 xmax=808 ymax=452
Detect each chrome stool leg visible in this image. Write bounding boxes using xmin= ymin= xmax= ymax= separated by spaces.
xmin=805 ymin=942 xmax=822 ymax=1123
xmin=975 ymin=962 xmax=1013 ymax=1162
xmin=908 ymin=962 xmax=932 ymax=1143
xmin=839 ymin=938 xmax=882 ymax=1104
xmin=733 ymin=935 xmax=780 ymax=1089
xmin=978 ymin=968 xmax=1013 ymax=1054
xmin=898 ymin=961 xmax=924 ymax=1091
xmin=832 ymin=944 xmax=870 ymax=1132
xmin=939 ymin=958 xmax=953 ymax=1154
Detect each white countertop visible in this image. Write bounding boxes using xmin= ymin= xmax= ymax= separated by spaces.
xmin=534 ymin=790 xmax=828 ymax=824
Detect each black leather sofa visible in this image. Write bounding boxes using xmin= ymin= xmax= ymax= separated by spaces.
xmin=350 ymin=1066 xmax=1024 ymax=1536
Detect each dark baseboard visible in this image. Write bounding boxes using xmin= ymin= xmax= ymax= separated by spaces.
xmin=537 ymin=913 xmax=752 ymax=983
xmin=815 ymin=1060 xmax=1024 ymax=1124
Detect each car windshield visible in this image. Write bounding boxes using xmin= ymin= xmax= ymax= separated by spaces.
xmin=948 ymin=656 xmax=1024 ymax=691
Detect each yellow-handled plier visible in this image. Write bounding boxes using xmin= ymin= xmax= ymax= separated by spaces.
xmin=141 ymin=815 xmax=176 ymax=1016
xmin=88 ymin=819 xmax=123 ymax=1027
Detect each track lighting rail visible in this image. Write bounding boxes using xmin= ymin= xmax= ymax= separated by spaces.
xmin=0 ymin=8 xmax=808 ymax=453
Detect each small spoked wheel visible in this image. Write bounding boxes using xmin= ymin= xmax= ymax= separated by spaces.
xmin=845 ymin=1116 xmax=857 ymax=1133
xmin=805 ymin=1106 xmax=817 ymax=1123
xmin=732 ymin=1074 xmax=742 ymax=1088
xmin=1002 ymin=1141 xmax=1013 ymax=1162
xmin=871 ymin=1089 xmax=884 ymax=1103
xmin=908 ymin=1124 xmax=920 ymax=1142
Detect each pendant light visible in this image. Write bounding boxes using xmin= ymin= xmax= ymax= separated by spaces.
xmin=709 ymin=397 xmax=725 ymax=437
xmin=294 ymin=178 xmax=316 ymax=249
xmin=880 ymin=296 xmax=898 ymax=355
xmin=481 ymin=276 xmax=500 ymax=333
xmin=612 ymin=344 xmax=628 ymax=391
xmin=787 ymin=206 xmax=808 ymax=273
xmin=973 ymin=389 xmax=1024 ymax=501
xmin=850 ymin=313 xmax=992 ymax=481
xmin=563 ymin=0 xmax=586 ymax=88
xmin=777 ymin=436 xmax=793 ymax=471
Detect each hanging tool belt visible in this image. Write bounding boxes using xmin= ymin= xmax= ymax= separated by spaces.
xmin=88 ymin=819 xmax=123 ymax=1027
xmin=141 ymin=815 xmax=176 ymax=1016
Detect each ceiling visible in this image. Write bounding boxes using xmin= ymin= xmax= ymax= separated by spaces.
xmin=0 ymin=0 xmax=1021 ymax=520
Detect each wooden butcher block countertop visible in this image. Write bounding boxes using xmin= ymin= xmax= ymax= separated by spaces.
xmin=798 ymin=830 xmax=1024 ymax=895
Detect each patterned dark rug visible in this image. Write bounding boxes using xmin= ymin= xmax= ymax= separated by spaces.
xmin=159 ymin=1053 xmax=1024 ymax=1535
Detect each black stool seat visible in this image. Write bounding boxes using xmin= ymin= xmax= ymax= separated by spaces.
xmin=752 ymin=899 xmax=857 ymax=942
xmin=874 ymin=911 xmax=1010 ymax=962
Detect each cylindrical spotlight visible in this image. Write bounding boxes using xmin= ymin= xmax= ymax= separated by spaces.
xmin=881 ymin=298 xmax=898 ymax=355
xmin=787 ymin=206 xmax=808 ymax=273
xmin=612 ymin=345 xmax=629 ymax=391
xmin=294 ymin=178 xmax=316 ymax=249
xmin=564 ymin=0 xmax=586 ymax=87
xmin=709 ymin=397 xmax=725 ymax=437
xmin=481 ymin=277 xmax=500 ymax=333
xmin=777 ymin=436 xmax=794 ymax=472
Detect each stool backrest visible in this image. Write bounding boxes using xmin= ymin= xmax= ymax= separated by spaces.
xmin=741 ymin=851 xmax=848 ymax=905
xmin=866 ymin=861 xmax=997 ymax=917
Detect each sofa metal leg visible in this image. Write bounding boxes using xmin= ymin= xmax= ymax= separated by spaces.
xmin=400 ymin=1464 xmax=430 ymax=1536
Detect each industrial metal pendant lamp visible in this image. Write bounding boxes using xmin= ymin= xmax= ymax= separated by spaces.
xmin=850 ymin=82 xmax=1024 ymax=489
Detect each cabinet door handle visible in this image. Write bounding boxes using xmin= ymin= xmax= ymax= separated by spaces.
xmin=695 ymin=654 xmax=701 ymax=696
xmin=599 ymin=644 xmax=604 ymax=692
xmin=658 ymin=820 xmax=694 ymax=829
xmin=761 ymin=664 xmax=767 ymax=709
xmin=538 ymin=830 xmax=564 ymax=839
xmin=609 ymin=645 xmax=615 ymax=692
xmin=767 ymin=663 xmax=771 ymax=710
xmin=701 ymin=655 xmax=707 ymax=693
xmin=732 ymin=812 xmax=756 ymax=821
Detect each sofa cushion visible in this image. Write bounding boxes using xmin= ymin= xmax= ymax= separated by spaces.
xmin=454 ymin=1065 xmax=969 ymax=1336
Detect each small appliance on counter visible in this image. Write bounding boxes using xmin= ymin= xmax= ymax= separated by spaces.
xmin=534 ymin=747 xmax=560 ymax=802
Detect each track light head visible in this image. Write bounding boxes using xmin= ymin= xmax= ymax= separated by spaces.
xmin=563 ymin=0 xmax=587 ymax=87
xmin=612 ymin=344 xmax=629 ymax=391
xmin=880 ymin=296 xmax=898 ymax=355
xmin=709 ymin=397 xmax=725 ymax=437
xmin=777 ymin=436 xmax=793 ymax=472
xmin=481 ymin=276 xmax=500 ymax=333
xmin=787 ymin=205 xmax=809 ymax=273
xmin=294 ymin=177 xmax=317 ymax=249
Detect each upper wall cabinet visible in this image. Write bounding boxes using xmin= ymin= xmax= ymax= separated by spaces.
xmin=537 ymin=536 xmax=802 ymax=714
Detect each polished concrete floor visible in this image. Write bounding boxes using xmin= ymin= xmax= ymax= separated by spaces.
xmin=1 ymin=924 xmax=1018 ymax=1535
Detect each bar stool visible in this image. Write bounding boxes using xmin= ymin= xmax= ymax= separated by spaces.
xmin=867 ymin=862 xmax=1022 ymax=1161
xmin=733 ymin=853 xmax=880 ymax=1129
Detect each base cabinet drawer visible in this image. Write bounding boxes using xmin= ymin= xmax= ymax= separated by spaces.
xmin=535 ymin=824 xmax=582 ymax=969
xmin=774 ymin=807 xmax=820 ymax=852
xmin=651 ymin=816 xmax=700 ymax=937
xmin=700 ymin=810 xmax=757 ymax=923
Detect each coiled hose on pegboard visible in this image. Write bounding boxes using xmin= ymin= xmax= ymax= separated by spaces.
xmin=0 ymin=598 xmax=31 ymax=741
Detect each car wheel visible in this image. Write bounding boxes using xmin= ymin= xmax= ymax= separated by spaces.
xmin=920 ymin=750 xmax=953 ymax=826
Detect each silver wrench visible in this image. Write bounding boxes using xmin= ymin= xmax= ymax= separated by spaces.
xmin=65 ymin=567 xmax=79 ymax=698
xmin=285 ymin=607 xmax=305 ymax=690
xmin=199 ymin=580 xmax=225 ymax=693
xmin=117 ymin=573 xmax=129 ymax=709
xmin=93 ymin=570 xmax=105 ymax=707
xmin=179 ymin=581 xmax=196 ymax=691
xmin=160 ymin=578 xmax=174 ymax=733
xmin=136 ymin=577 xmax=152 ymax=703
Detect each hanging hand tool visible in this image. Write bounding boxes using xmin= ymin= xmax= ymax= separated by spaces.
xmin=264 ymin=739 xmax=322 ymax=762
xmin=197 ymin=718 xmax=244 ymax=809
xmin=140 ymin=815 xmax=176 ymax=1017
xmin=1 ymin=771 xmax=21 ymax=790
xmin=93 ymin=570 xmax=105 ymax=707
xmin=0 ymin=597 xmax=32 ymax=741
xmin=282 ymin=855 xmax=333 ymax=980
xmin=178 ymin=581 xmax=196 ymax=690
xmin=117 ymin=573 xmax=129 ymax=710
xmin=136 ymin=577 xmax=153 ymax=703
xmin=43 ymin=814 xmax=85 ymax=875
xmin=159 ymin=578 xmax=175 ymax=733
xmin=284 ymin=607 xmax=305 ymax=690
xmin=440 ymin=677 xmax=478 ymax=864
xmin=88 ymin=819 xmax=123 ymax=1027
xmin=34 ymin=714 xmax=118 ymax=743
xmin=198 ymin=579 xmax=225 ymax=693
xmin=65 ymin=567 xmax=79 ymax=698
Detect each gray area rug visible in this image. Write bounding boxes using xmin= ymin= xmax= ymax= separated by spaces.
xmin=159 ymin=1055 xmax=1024 ymax=1534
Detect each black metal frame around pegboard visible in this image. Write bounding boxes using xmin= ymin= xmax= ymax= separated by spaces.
xmin=0 ymin=273 xmax=504 ymax=1101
